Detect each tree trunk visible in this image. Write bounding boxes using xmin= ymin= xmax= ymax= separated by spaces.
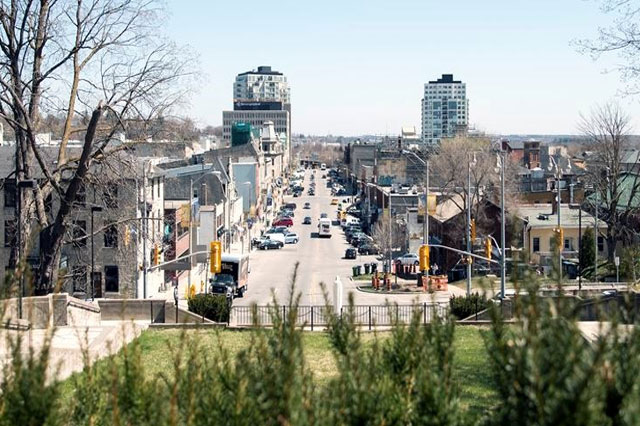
xmin=36 ymin=105 xmax=103 ymax=292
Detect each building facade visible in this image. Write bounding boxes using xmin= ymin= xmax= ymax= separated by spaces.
xmin=421 ymin=74 xmax=468 ymax=145
xmin=233 ymin=65 xmax=290 ymax=107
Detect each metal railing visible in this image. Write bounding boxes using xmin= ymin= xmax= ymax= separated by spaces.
xmin=230 ymin=303 xmax=449 ymax=329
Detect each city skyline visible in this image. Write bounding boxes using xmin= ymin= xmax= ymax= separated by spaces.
xmin=166 ymin=0 xmax=640 ymax=136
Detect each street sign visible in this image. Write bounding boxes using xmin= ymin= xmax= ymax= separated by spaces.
xmin=614 ymin=256 xmax=620 ymax=267
xmin=160 ymin=261 xmax=191 ymax=271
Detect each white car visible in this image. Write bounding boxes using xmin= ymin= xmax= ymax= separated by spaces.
xmin=284 ymin=233 xmax=299 ymax=244
xmin=397 ymin=253 xmax=420 ymax=266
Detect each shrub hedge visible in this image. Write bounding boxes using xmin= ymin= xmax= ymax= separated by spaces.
xmin=187 ymin=293 xmax=230 ymax=322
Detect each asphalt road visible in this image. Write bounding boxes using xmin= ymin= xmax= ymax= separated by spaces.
xmin=235 ymin=169 xmax=455 ymax=307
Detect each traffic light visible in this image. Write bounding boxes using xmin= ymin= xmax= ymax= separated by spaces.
xmin=419 ymin=244 xmax=430 ymax=271
xmin=485 ymin=238 xmax=492 ymax=260
xmin=209 ymin=241 xmax=222 ymax=274
xmin=554 ymin=227 xmax=564 ymax=250
xmin=124 ymin=226 xmax=131 ymax=247
xmin=153 ymin=245 xmax=160 ymax=265
xmin=470 ymin=219 xmax=476 ymax=242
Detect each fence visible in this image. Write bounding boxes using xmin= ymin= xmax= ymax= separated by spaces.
xmin=230 ymin=303 xmax=449 ymax=329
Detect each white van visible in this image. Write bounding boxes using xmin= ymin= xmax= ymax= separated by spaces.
xmin=266 ymin=233 xmax=286 ymax=244
xmin=318 ymin=218 xmax=332 ymax=237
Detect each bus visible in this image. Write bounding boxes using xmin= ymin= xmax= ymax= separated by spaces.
xmin=209 ymin=253 xmax=250 ymax=298
xmin=320 ymin=163 xmax=326 ymax=171
xmin=318 ymin=218 xmax=332 ymax=238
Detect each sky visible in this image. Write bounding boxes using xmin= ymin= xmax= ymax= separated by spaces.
xmin=164 ymin=0 xmax=640 ymax=136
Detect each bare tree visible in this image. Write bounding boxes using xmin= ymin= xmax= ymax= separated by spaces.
xmin=430 ymin=136 xmax=520 ymax=242
xmin=371 ymin=213 xmax=405 ymax=262
xmin=0 ymin=0 xmax=193 ymax=292
xmin=579 ymin=102 xmax=640 ymax=263
xmin=578 ymin=0 xmax=640 ymax=95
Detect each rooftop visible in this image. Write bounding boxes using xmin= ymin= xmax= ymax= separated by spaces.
xmin=428 ymin=74 xmax=462 ymax=84
xmin=237 ymin=66 xmax=284 ymax=77
xmin=514 ymin=204 xmax=605 ymax=229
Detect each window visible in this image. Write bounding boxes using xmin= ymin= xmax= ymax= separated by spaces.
xmin=564 ymin=238 xmax=571 ymax=251
xmin=72 ymin=266 xmax=87 ymax=292
xmin=104 ymin=224 xmax=118 ymax=248
xmin=104 ymin=265 xmax=119 ymax=292
xmin=104 ymin=184 xmax=118 ymax=208
xmin=72 ymin=220 xmax=87 ymax=247
xmin=4 ymin=182 xmax=16 ymax=207
xmin=532 ymin=237 xmax=540 ymax=252
xmin=4 ymin=219 xmax=16 ymax=247
xmin=75 ymin=182 xmax=86 ymax=206
xmin=597 ymin=236 xmax=604 ymax=252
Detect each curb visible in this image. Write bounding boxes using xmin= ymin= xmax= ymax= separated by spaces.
xmin=149 ymin=322 xmax=227 ymax=330
xmin=355 ymin=285 xmax=439 ymax=295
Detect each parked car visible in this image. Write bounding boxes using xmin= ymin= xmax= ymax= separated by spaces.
xmin=274 ymin=226 xmax=290 ymax=235
xmin=397 ymin=253 xmax=420 ymax=266
xmin=308 ymin=190 xmax=315 ymax=196
xmin=285 ymin=203 xmax=297 ymax=210
xmin=273 ymin=217 xmax=293 ymax=227
xmin=303 ymin=216 xmax=312 ymax=224
xmin=281 ymin=209 xmax=294 ymax=217
xmin=330 ymin=198 xmax=338 ymax=205
xmin=304 ymin=202 xmax=311 ymax=209
xmin=345 ymin=248 xmax=357 ymax=259
xmin=358 ymin=244 xmax=379 ymax=255
xmin=284 ymin=233 xmax=299 ymax=244
xmin=259 ymin=239 xmax=283 ymax=250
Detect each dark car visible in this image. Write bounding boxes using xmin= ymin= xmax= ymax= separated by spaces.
xmin=304 ymin=202 xmax=311 ymax=209
xmin=285 ymin=203 xmax=297 ymax=210
xmin=260 ymin=239 xmax=283 ymax=250
xmin=320 ymin=213 xmax=328 ymax=218
xmin=303 ymin=216 xmax=312 ymax=224
xmin=345 ymin=248 xmax=357 ymax=259
xmin=358 ymin=244 xmax=379 ymax=255
xmin=293 ymin=192 xmax=300 ymax=198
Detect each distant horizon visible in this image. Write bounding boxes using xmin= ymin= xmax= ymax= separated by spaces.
xmin=167 ymin=0 xmax=640 ymax=136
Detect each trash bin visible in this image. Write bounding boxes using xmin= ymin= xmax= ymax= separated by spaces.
xmin=352 ymin=266 xmax=359 ymax=277
xmin=371 ymin=262 xmax=377 ymax=273
xmin=364 ymin=263 xmax=371 ymax=275
xmin=356 ymin=265 xmax=362 ymax=276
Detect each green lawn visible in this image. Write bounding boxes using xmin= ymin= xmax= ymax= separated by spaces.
xmin=62 ymin=326 xmax=495 ymax=421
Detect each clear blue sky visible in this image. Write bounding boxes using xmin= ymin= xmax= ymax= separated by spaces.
xmin=165 ymin=0 xmax=640 ymax=136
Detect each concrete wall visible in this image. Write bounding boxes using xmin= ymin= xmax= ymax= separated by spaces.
xmin=163 ymin=301 xmax=215 ymax=324
xmin=1 ymin=293 xmax=100 ymax=329
xmin=97 ymin=299 xmax=166 ymax=323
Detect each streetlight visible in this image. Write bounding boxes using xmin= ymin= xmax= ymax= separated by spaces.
xmin=467 ymin=152 xmax=479 ymax=296
xmin=490 ymin=142 xmax=507 ymax=300
xmin=241 ymin=181 xmax=253 ymax=253
xmin=549 ymin=156 xmax=563 ymax=282
xmin=90 ymin=205 xmax=103 ymax=301
xmin=401 ymin=149 xmax=430 ymax=286
xmin=16 ymin=179 xmax=36 ymax=319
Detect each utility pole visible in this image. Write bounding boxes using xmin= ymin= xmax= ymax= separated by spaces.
xmin=467 ymin=158 xmax=472 ymax=295
xmin=425 ymin=159 xmax=430 ymax=287
xmin=594 ymin=187 xmax=598 ymax=282
xmin=188 ymin=177 xmax=193 ymax=298
xmin=500 ymin=149 xmax=506 ymax=301
xmin=557 ymin=173 xmax=562 ymax=282
xmin=142 ymin=165 xmax=148 ymax=299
